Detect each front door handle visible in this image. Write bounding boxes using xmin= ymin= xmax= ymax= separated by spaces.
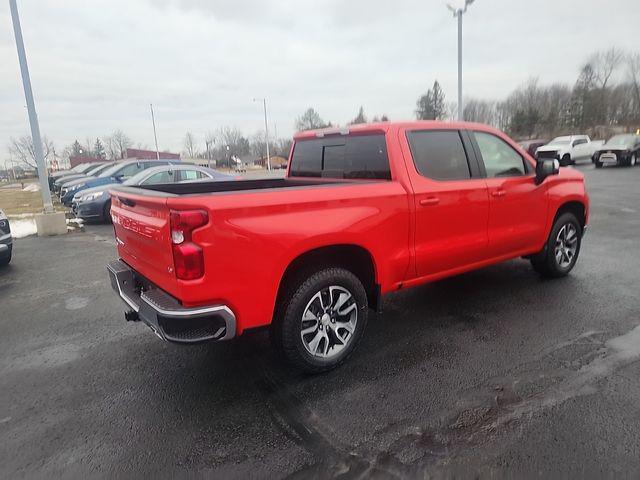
xmin=491 ymin=190 xmax=506 ymax=198
xmin=419 ymin=197 xmax=440 ymax=206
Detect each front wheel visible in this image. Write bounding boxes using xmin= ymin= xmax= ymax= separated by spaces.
xmin=561 ymin=154 xmax=572 ymax=166
xmin=272 ymin=268 xmax=368 ymax=373
xmin=102 ymin=200 xmax=112 ymax=224
xmin=531 ymin=212 xmax=582 ymax=278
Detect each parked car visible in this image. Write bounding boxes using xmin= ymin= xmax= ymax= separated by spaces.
xmin=0 ymin=209 xmax=12 ymax=266
xmin=73 ymin=165 xmax=234 ymax=222
xmin=48 ymin=163 xmax=97 ymax=190
xmin=107 ymin=121 xmax=589 ymax=373
xmin=519 ymin=139 xmax=548 ymax=157
xmin=53 ymin=162 xmax=108 ymax=193
xmin=59 ymin=160 xmax=179 ymax=206
xmin=58 ymin=162 xmax=117 ymax=204
xmin=535 ymin=135 xmax=598 ymax=166
xmin=593 ymin=134 xmax=640 ymax=168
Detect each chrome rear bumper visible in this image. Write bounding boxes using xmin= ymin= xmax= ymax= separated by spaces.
xmin=107 ymin=259 xmax=236 ymax=343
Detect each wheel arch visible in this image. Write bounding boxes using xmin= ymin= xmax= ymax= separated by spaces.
xmin=274 ymin=244 xmax=380 ymax=318
xmin=554 ymin=200 xmax=586 ymax=230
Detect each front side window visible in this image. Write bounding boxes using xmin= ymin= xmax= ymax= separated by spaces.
xmin=407 ymin=130 xmax=471 ymax=180
xmin=474 ymin=131 xmax=526 ymax=178
xmin=290 ymin=134 xmax=390 ymax=180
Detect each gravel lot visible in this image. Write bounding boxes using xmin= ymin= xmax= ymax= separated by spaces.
xmin=1 ymin=162 xmax=639 ymax=478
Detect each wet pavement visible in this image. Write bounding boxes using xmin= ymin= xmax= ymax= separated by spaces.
xmin=1 ymin=161 xmax=639 ymax=478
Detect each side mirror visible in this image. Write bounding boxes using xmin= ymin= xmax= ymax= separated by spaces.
xmin=535 ymin=159 xmax=560 ymax=184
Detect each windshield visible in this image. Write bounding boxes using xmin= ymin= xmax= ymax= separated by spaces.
xmin=605 ymin=134 xmax=636 ymax=147
xmin=99 ymin=162 xmax=126 ymax=178
xmin=84 ymin=164 xmax=106 ymax=176
xmin=548 ymin=137 xmax=571 ymax=145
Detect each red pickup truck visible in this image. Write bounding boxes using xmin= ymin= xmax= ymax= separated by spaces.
xmin=107 ymin=121 xmax=588 ymax=372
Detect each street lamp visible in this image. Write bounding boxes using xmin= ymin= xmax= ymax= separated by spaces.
xmin=253 ymin=98 xmax=271 ymax=171
xmin=9 ymin=0 xmax=54 ymax=212
xmin=446 ymin=0 xmax=475 ymax=121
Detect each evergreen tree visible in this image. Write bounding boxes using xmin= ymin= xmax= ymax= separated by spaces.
xmin=416 ymin=81 xmax=446 ymax=120
xmin=94 ymin=137 xmax=106 ymax=160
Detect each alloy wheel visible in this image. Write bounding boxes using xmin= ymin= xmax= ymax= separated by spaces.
xmin=554 ymin=223 xmax=578 ymax=269
xmin=300 ymin=285 xmax=357 ymax=359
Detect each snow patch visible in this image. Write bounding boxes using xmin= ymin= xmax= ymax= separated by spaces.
xmin=9 ymin=217 xmax=37 ymax=239
xmin=22 ymin=183 xmax=40 ymax=192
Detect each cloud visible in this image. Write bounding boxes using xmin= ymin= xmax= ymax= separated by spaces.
xmin=1 ymin=0 xmax=639 ymax=161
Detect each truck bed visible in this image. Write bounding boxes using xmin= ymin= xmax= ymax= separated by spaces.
xmin=118 ymin=177 xmax=358 ymax=196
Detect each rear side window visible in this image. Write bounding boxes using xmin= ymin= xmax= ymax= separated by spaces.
xmin=407 ymin=130 xmax=471 ymax=180
xmin=290 ymin=135 xmax=390 ymax=180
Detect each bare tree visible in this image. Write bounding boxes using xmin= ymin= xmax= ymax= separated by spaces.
xmin=588 ymin=48 xmax=624 ymax=124
xmin=103 ymin=130 xmax=132 ymax=160
xmin=183 ymin=131 xmax=199 ymax=158
xmin=628 ymin=53 xmax=640 ymax=123
xmin=8 ymin=135 xmax=55 ymax=169
xmin=295 ymin=108 xmax=331 ymax=131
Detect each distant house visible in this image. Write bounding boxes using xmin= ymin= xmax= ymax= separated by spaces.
xmin=251 ymin=155 xmax=288 ymax=169
xmin=125 ymin=148 xmax=180 ymax=160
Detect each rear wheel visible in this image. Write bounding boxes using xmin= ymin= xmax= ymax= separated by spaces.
xmin=271 ymin=267 xmax=368 ymax=373
xmin=595 ymin=160 xmax=603 ymax=169
xmin=630 ymin=154 xmax=637 ymax=167
xmin=531 ymin=212 xmax=582 ymax=278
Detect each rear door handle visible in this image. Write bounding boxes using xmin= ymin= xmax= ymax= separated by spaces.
xmin=419 ymin=197 xmax=440 ymax=206
xmin=491 ymin=190 xmax=506 ymax=198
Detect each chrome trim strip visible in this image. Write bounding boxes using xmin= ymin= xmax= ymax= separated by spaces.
xmin=0 ymin=233 xmax=11 ymax=242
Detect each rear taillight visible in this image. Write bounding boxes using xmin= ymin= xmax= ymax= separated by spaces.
xmin=170 ymin=209 xmax=208 ymax=280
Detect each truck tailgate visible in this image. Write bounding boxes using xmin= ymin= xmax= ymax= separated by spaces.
xmin=110 ymin=190 xmax=177 ymax=295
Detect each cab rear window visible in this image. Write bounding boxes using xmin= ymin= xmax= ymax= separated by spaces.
xmin=290 ymin=134 xmax=391 ymax=180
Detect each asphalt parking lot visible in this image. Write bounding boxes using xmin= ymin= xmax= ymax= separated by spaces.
xmin=1 ymin=162 xmax=640 ymax=478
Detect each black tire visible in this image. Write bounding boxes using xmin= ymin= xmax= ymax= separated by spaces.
xmin=103 ymin=200 xmax=112 ymax=223
xmin=561 ymin=154 xmax=571 ymax=166
xmin=271 ymin=267 xmax=368 ymax=373
xmin=531 ymin=212 xmax=582 ymax=278
xmin=0 ymin=245 xmax=12 ymax=267
xmin=595 ymin=160 xmax=603 ymax=169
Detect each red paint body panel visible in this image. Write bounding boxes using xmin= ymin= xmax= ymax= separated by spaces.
xmin=111 ymin=121 xmax=589 ymax=336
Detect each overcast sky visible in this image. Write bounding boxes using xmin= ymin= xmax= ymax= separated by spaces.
xmin=1 ymin=0 xmax=639 ymax=160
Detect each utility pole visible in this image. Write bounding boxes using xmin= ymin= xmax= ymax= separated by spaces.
xmin=150 ymin=103 xmax=160 ymax=160
xmin=9 ymin=0 xmax=54 ymax=213
xmin=253 ymin=98 xmax=271 ymax=171
xmin=447 ymin=0 xmax=475 ymax=121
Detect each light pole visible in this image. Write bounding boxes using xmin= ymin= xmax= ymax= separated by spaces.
xmin=9 ymin=0 xmax=54 ymax=212
xmin=150 ymin=103 xmax=160 ymax=161
xmin=447 ymin=0 xmax=475 ymax=121
xmin=253 ymin=98 xmax=271 ymax=171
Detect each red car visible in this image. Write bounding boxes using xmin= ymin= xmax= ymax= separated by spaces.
xmin=107 ymin=121 xmax=589 ymax=372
